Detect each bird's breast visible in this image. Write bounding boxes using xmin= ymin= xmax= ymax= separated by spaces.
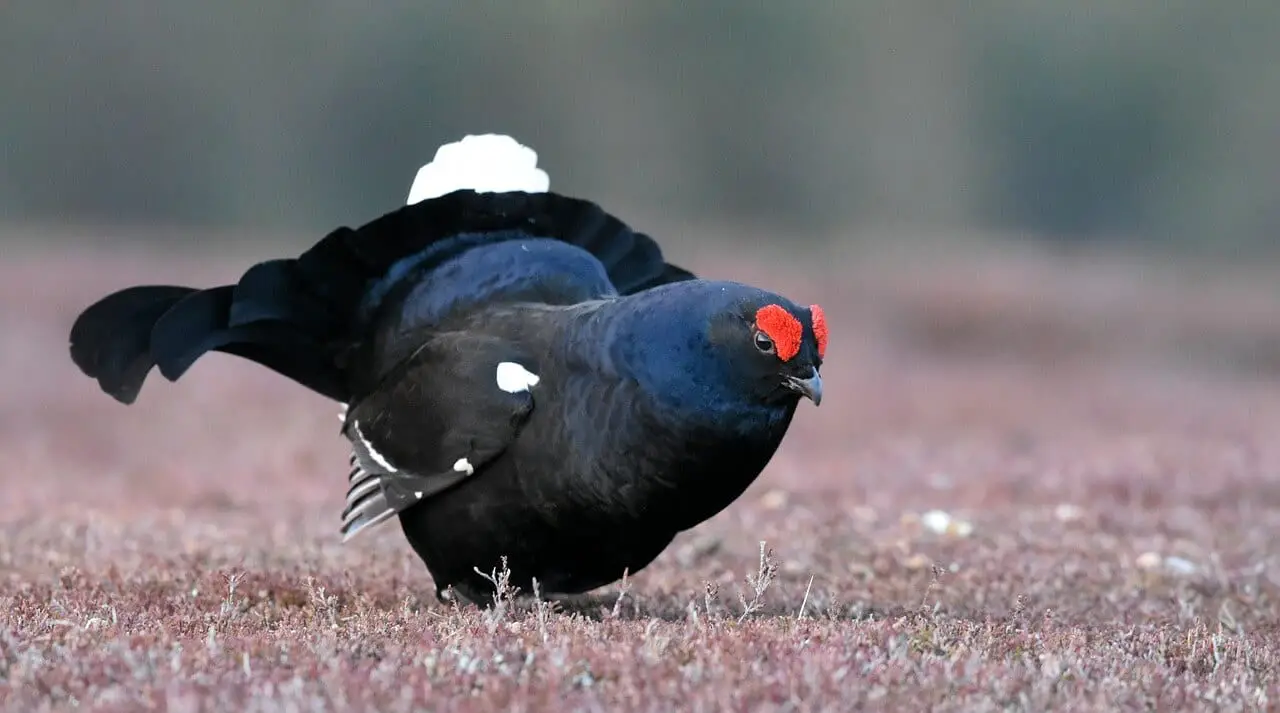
xmin=514 ymin=396 xmax=795 ymax=533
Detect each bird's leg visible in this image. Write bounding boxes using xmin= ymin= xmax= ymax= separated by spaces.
xmin=543 ymin=591 xmax=604 ymax=611
xmin=435 ymin=583 xmax=488 ymax=608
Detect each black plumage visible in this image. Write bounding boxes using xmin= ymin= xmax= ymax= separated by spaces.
xmin=69 ymin=137 xmax=826 ymax=604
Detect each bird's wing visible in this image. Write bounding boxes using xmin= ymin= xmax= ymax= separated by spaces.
xmin=337 ymin=332 xmax=538 ymax=540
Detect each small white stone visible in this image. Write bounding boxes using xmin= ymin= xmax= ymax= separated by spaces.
xmin=352 ymin=422 xmax=397 ymax=473
xmin=1054 ymin=504 xmax=1084 ymax=522
xmin=496 ymin=361 xmax=540 ymax=393
xmin=414 ymin=491 xmax=423 ymax=499
xmin=759 ymin=489 xmax=788 ymax=510
xmin=921 ymin=510 xmax=948 ymax=532
xmin=453 ymin=458 xmax=475 ymax=475
xmin=920 ymin=509 xmax=973 ymax=538
xmin=1135 ymin=552 xmax=1163 ymax=570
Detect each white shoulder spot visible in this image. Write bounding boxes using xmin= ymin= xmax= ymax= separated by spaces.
xmin=352 ymin=421 xmax=397 ymax=473
xmin=495 ymin=361 xmax=540 ymax=394
xmin=452 ymin=457 xmax=475 ymax=475
xmin=406 ymin=134 xmax=550 ymax=205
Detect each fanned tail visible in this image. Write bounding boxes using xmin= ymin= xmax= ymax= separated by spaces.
xmin=70 ymin=134 xmax=695 ymax=405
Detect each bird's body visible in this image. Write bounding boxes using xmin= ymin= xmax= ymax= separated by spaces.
xmin=69 ymin=135 xmax=827 ymax=604
xmin=367 ymin=287 xmax=802 ymax=600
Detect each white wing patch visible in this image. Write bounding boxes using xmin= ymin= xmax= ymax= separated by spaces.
xmin=495 ymin=361 xmax=540 ymax=394
xmin=452 ymin=457 xmax=475 ymax=475
xmin=352 ymin=421 xmax=397 ymax=473
xmin=406 ymin=134 xmax=550 ymax=205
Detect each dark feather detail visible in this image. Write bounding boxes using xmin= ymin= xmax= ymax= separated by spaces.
xmin=338 ymin=331 xmax=537 ymax=540
xmin=69 ymin=285 xmax=197 ymax=404
xmin=69 ymin=190 xmax=694 ymax=405
xmin=148 ymin=285 xmax=347 ymax=400
xmin=339 ymin=425 xmax=403 ymax=540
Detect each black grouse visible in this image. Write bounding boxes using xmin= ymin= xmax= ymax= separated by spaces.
xmin=69 ymin=134 xmax=829 ymax=604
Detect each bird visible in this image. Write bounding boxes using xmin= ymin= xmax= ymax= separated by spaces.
xmin=68 ymin=134 xmax=828 ymax=605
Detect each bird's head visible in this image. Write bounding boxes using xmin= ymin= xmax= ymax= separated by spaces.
xmin=612 ymin=282 xmax=828 ymax=420
xmin=704 ymin=291 xmax=827 ymax=407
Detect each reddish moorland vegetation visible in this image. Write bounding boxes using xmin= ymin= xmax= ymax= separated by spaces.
xmin=2 ymin=239 xmax=1279 ymax=711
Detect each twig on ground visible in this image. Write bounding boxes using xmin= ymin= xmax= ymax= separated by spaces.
xmin=738 ymin=540 xmax=778 ymax=624
xmin=611 ymin=568 xmax=632 ymax=619
xmin=797 ymin=574 xmax=815 ymax=620
xmin=474 ymin=556 xmax=518 ymax=631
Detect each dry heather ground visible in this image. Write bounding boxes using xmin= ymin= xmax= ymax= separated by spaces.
xmin=2 ymin=238 xmax=1280 ymax=711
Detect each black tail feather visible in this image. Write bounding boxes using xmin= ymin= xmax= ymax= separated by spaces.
xmin=148 ymin=286 xmax=237 ymax=380
xmin=148 ymin=285 xmax=340 ymax=395
xmin=71 ymin=280 xmax=350 ymax=405
xmin=312 ymin=190 xmax=695 ymax=302
xmin=69 ymin=190 xmax=695 ymax=404
xmin=229 ymin=254 xmax=359 ymax=333
xmin=69 ymin=286 xmax=197 ymax=404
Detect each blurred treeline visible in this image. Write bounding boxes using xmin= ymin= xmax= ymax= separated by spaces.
xmin=2 ymin=2 xmax=1277 ymax=254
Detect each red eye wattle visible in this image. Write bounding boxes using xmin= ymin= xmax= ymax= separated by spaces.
xmin=810 ymin=304 xmax=827 ymax=359
xmin=754 ymin=305 xmax=803 ymax=362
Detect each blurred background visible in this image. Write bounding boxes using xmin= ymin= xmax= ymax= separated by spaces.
xmin=2 ymin=2 xmax=1280 ymax=518
xmin=4 ymin=1 xmax=1280 ymax=256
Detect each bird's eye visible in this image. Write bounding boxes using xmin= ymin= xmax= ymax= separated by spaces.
xmin=754 ymin=331 xmax=776 ymax=354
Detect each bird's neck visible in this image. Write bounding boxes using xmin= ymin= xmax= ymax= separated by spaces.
xmin=613 ymin=383 xmax=798 ymax=531
xmin=583 ymin=295 xmax=793 ymax=434
xmin=553 ymin=298 xmax=800 ymax=529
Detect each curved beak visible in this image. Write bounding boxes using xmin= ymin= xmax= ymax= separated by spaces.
xmin=785 ymin=368 xmax=823 ymax=406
